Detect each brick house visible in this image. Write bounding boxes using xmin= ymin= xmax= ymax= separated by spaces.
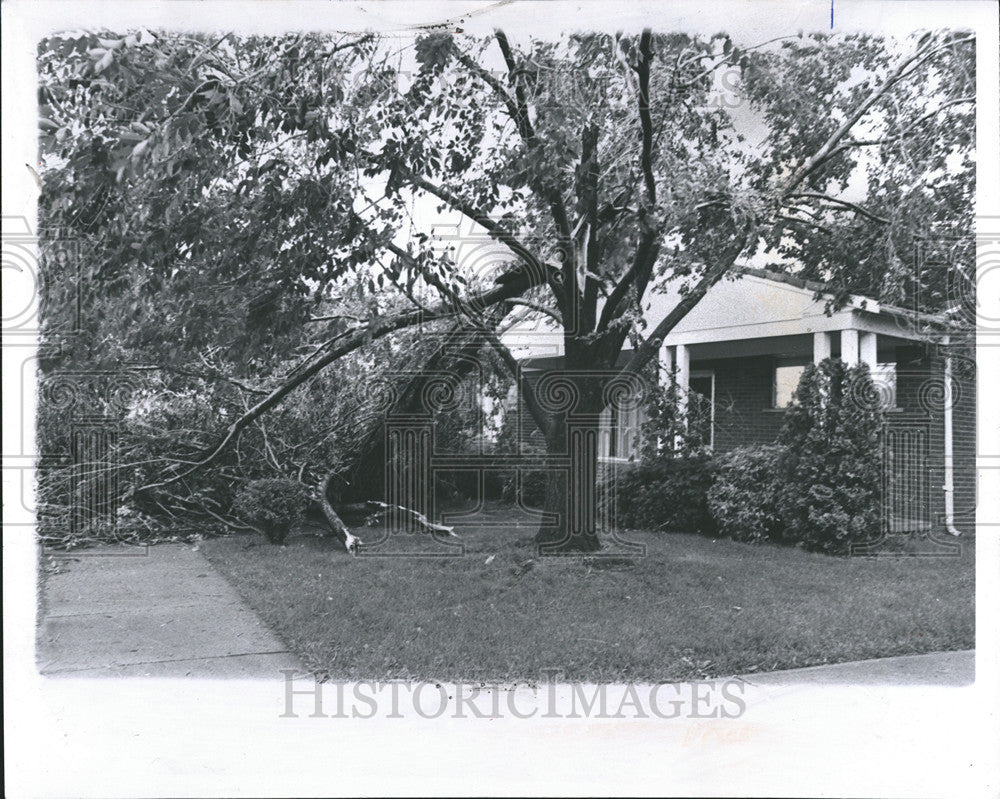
xmin=509 ymin=268 xmax=976 ymax=537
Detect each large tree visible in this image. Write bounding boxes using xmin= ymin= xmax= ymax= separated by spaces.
xmin=37 ymin=27 xmax=974 ymax=551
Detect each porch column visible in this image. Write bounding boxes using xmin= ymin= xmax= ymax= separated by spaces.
xmin=840 ymin=329 xmax=860 ymax=366
xmin=656 ymin=345 xmax=675 ymax=454
xmin=658 ymin=344 xmax=674 ymax=387
xmin=859 ymin=331 xmax=878 ymax=369
xmin=813 ymin=331 xmax=831 ymax=363
xmin=676 ymin=343 xmax=690 ymax=424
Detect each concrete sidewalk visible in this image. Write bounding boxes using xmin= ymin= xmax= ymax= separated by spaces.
xmin=735 ymin=649 xmax=974 ymax=686
xmin=37 ymin=543 xmax=302 ymax=678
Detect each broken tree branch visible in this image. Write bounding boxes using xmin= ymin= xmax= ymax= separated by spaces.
xmin=315 ymin=470 xmax=361 ymax=553
xmin=137 ymin=261 xmax=552 ymax=493
xmin=363 ymin=501 xmax=457 ymax=537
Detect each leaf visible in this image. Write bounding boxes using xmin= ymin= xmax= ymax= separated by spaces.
xmin=94 ymin=49 xmax=114 ymax=74
xmin=414 ymin=33 xmax=454 ymax=74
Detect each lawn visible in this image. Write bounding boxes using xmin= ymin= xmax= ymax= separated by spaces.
xmin=201 ymin=503 xmax=974 ymax=683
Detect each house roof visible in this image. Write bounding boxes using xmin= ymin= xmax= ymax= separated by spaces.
xmin=504 ymin=266 xmax=948 ymax=362
xmin=739 ymin=267 xmax=948 ymax=326
xmin=642 ymin=267 xmax=946 ymax=349
xmin=740 ymin=266 xmax=834 ymax=296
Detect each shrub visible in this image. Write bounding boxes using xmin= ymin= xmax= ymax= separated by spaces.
xmin=232 ymin=478 xmax=312 ymax=544
xmin=610 ymin=456 xmax=718 ymax=535
xmin=638 ymin=377 xmax=713 ymax=461
xmin=776 ymin=359 xmax=884 ymax=553
xmin=708 ymin=445 xmax=786 ymax=543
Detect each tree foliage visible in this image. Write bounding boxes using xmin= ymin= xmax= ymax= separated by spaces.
xmin=36 ymin=27 xmax=974 ymax=549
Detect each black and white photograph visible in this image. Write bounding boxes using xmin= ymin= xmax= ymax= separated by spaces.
xmin=3 ymin=1 xmax=999 ymax=796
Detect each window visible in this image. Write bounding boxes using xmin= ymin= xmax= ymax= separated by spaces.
xmin=689 ymin=371 xmax=715 ymax=449
xmin=603 ymin=404 xmax=641 ymax=460
xmin=774 ymin=363 xmax=806 ymax=408
xmin=772 ymin=360 xmax=898 ymax=409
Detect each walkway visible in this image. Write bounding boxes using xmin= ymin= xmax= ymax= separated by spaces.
xmin=736 ymin=649 xmax=974 ymax=685
xmin=37 ymin=543 xmax=302 ymax=677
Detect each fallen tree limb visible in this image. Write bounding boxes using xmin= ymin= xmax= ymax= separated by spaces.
xmin=336 ymin=502 xmax=458 ymax=537
xmin=315 ymin=471 xmax=361 ymax=554
xmin=137 ymin=264 xmax=554 ymax=493
xmin=362 ymin=501 xmax=458 ymax=537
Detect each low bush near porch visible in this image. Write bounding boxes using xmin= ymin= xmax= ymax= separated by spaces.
xmin=638 ymin=358 xmax=887 ymax=554
xmin=610 ymin=456 xmax=718 ymax=535
xmin=708 ymin=445 xmax=785 ymax=543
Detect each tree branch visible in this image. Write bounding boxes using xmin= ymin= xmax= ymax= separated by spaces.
xmin=635 ymin=30 xmax=656 ymax=206
xmin=780 ymin=35 xmax=974 ymax=197
xmin=136 ymin=261 xmax=553 ymax=492
xmin=618 ymin=233 xmax=748 ymax=378
xmin=493 ymin=30 xmax=538 ymax=144
xmin=494 ymin=29 xmax=573 ymax=243
xmin=505 ymin=297 xmax=562 ymax=324
xmin=452 ymin=48 xmax=522 ymax=136
xmin=402 ymin=169 xmax=549 ymax=276
xmin=788 ymin=192 xmax=890 ymax=224
xmin=842 ymin=95 xmax=974 ymax=148
xmin=597 ymin=29 xmax=661 ymax=335
xmin=578 ymin=124 xmax=601 ymax=333
xmin=385 ymin=241 xmax=462 ymax=307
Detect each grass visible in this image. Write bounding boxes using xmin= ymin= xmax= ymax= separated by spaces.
xmin=201 ymin=503 xmax=974 ymax=683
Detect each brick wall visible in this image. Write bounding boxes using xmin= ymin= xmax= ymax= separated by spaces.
xmin=948 ymin=343 xmax=977 ymax=536
xmin=891 ymin=344 xmax=976 ymax=537
xmin=694 ymin=355 xmax=787 ymax=452
xmin=890 ymin=346 xmax=946 ymax=535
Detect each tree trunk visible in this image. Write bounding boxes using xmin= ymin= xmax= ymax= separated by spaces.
xmin=533 ymin=374 xmax=603 ymax=553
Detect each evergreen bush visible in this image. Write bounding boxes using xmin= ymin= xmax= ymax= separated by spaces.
xmin=233 ymin=478 xmax=312 ymax=544
xmin=776 ymin=359 xmax=885 ymax=552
